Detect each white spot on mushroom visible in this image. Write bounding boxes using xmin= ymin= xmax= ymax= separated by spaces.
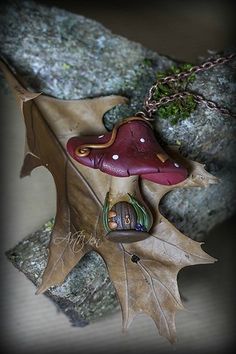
xmin=174 ymin=162 xmax=180 ymax=168
xmin=98 ymin=135 xmax=104 ymax=138
xmin=140 ymin=138 xmax=145 ymax=143
xmin=112 ymin=154 xmax=119 ymax=160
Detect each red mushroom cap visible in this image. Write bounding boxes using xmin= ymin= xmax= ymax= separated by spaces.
xmin=67 ymin=118 xmax=188 ymax=185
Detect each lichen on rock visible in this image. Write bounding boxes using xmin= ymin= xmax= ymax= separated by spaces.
xmin=6 ymin=220 xmax=119 ymax=325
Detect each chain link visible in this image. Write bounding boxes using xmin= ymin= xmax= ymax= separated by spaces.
xmin=137 ymin=53 xmax=236 ymax=120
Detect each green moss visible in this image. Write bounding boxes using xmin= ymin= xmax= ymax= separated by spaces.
xmin=62 ymin=63 xmax=71 ymax=70
xmin=154 ymin=63 xmax=196 ymax=124
xmin=142 ymin=58 xmax=153 ymax=67
xmin=44 ymin=218 xmax=55 ymax=231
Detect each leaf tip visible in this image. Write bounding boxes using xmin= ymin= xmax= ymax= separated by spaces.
xmin=180 ymin=159 xmax=220 ymax=189
xmin=122 ymin=312 xmax=135 ymax=332
xmin=119 ymin=96 xmax=129 ymax=105
xmin=20 ymin=153 xmax=42 ymax=178
xmin=164 ymin=328 xmax=177 ymax=345
xmin=169 ymin=335 xmax=177 ymax=345
xmin=199 ymin=242 xmax=217 ymax=263
xmin=35 ymin=283 xmax=48 ymax=295
xmin=202 ymin=252 xmax=218 ymax=264
xmin=0 ymin=58 xmax=42 ymax=101
xmin=97 ymin=94 xmax=129 ymax=115
xmin=208 ymin=175 xmax=220 ymax=185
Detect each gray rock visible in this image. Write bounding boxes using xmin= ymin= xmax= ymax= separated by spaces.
xmin=1 ymin=0 xmax=236 ymax=324
xmin=6 ymin=220 xmax=119 ymax=325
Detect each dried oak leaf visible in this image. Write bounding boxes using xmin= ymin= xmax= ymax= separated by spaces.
xmin=0 ymin=59 xmax=217 ymax=343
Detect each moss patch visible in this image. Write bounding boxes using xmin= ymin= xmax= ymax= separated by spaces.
xmin=154 ymin=64 xmax=196 ymax=125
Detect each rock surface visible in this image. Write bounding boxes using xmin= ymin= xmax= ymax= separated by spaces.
xmin=6 ymin=220 xmax=119 ymax=325
xmin=1 ymin=0 xmax=236 ymax=325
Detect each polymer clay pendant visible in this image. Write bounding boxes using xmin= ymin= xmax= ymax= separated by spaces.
xmin=67 ymin=116 xmax=188 ymax=243
xmin=0 ymin=55 xmax=219 ymax=343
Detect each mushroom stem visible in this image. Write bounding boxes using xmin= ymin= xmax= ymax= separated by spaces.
xmin=108 ymin=175 xmax=138 ymax=205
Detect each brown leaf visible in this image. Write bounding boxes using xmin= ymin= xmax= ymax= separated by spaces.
xmin=1 ymin=59 xmax=217 ymax=343
xmin=0 ymin=59 xmax=126 ymax=293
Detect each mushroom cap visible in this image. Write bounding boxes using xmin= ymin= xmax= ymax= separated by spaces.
xmin=67 ymin=118 xmax=188 ymax=185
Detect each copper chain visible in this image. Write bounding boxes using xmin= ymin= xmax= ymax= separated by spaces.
xmin=137 ymin=53 xmax=236 ymax=120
